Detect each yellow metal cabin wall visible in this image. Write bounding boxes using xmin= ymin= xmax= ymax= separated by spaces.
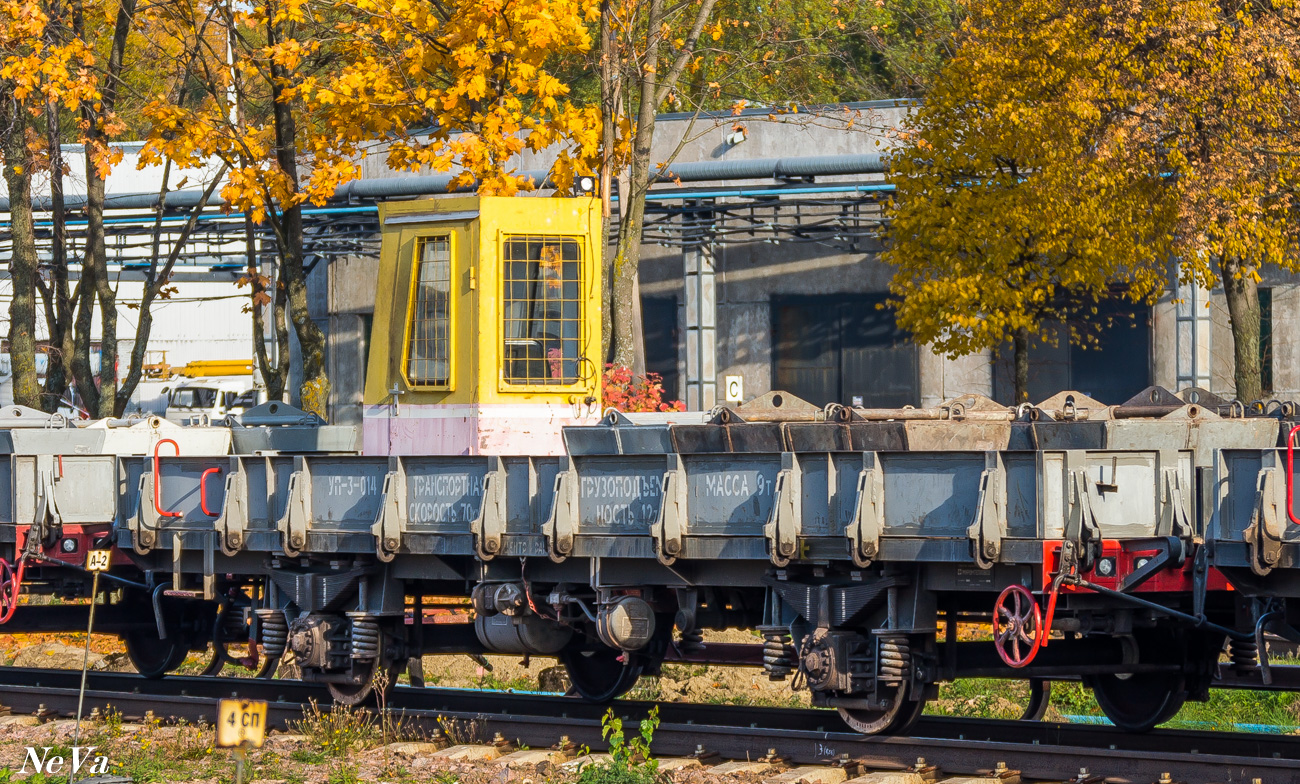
xmin=364 ymin=196 xmax=481 ymax=407
xmin=363 ymin=195 xmax=602 ymax=455
xmin=475 ymin=196 xmax=603 ymax=406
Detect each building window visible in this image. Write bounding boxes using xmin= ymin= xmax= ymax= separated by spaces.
xmin=405 ymin=236 xmax=452 ymax=386
xmin=991 ymin=298 xmax=1151 ymax=404
xmin=772 ymin=294 xmax=919 ymax=408
xmin=502 ymin=235 xmax=583 ymax=385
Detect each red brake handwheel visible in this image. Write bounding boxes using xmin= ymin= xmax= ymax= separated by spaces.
xmin=994 ymin=584 xmax=1042 ymax=668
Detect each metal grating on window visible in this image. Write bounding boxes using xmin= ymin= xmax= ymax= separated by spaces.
xmin=406 ymin=237 xmax=452 ymax=386
xmin=501 ymin=235 xmax=583 ymax=385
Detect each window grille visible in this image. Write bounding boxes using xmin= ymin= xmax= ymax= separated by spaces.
xmin=405 ymin=236 xmax=452 ymax=386
xmin=501 ymin=235 xmax=583 ymax=385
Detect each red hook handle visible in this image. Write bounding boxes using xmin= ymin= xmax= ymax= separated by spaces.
xmin=1286 ymin=425 xmax=1300 ymax=525
xmin=153 ymin=439 xmax=182 ymax=519
xmin=200 ymin=467 xmax=222 ymax=517
xmin=0 ymin=557 xmax=26 ymax=625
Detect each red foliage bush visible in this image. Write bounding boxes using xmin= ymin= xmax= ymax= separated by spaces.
xmin=601 ymin=364 xmax=686 ymax=413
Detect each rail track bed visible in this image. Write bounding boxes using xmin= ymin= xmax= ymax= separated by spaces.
xmin=0 ymin=668 xmax=1295 ymax=783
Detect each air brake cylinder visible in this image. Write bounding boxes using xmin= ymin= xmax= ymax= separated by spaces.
xmin=596 ymin=595 xmax=656 ymax=651
xmin=474 ymin=612 xmax=572 ymax=655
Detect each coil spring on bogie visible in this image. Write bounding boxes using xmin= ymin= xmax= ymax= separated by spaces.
xmin=878 ymin=636 xmax=911 ymax=684
xmin=221 ymin=606 xmax=250 ymax=640
xmin=350 ymin=616 xmax=381 ymax=660
xmin=256 ymin=609 xmax=289 ymax=658
xmin=1229 ymin=637 xmax=1259 ymax=674
xmin=678 ymin=627 xmax=705 ymax=654
xmin=758 ymin=625 xmax=796 ymax=680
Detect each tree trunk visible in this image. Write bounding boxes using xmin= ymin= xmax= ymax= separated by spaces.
xmin=116 ymin=166 xmax=227 ymax=413
xmin=598 ymin=0 xmax=616 ymax=367
xmin=1013 ymin=326 xmax=1030 ymax=405
xmin=41 ymin=99 xmax=73 ymax=413
xmin=1221 ymin=255 xmax=1263 ymax=402
xmin=610 ymin=0 xmax=662 ymax=370
xmin=247 ymin=215 xmax=287 ymax=401
xmin=84 ymin=146 xmax=118 ymax=417
xmin=269 ymin=13 xmax=330 ymax=419
xmin=78 ymin=0 xmax=137 ymax=417
xmin=3 ymin=100 xmax=42 ymax=410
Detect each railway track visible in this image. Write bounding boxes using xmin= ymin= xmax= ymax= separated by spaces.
xmin=0 ymin=668 xmax=1295 ymax=783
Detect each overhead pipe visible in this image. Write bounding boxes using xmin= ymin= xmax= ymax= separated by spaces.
xmin=0 ymin=153 xmax=892 ymax=212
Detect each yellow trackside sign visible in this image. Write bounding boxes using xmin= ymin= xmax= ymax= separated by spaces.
xmin=216 ymin=699 xmax=268 ymax=748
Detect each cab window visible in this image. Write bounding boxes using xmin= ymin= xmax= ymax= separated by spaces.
xmin=171 ymin=388 xmax=216 ymax=408
xmin=405 ymin=236 xmax=452 ymax=386
xmin=501 ymin=235 xmax=582 ymax=385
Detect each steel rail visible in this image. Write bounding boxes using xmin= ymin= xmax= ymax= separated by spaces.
xmin=0 ymin=668 xmax=1296 ymax=783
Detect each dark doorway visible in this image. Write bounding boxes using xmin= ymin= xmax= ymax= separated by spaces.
xmin=772 ymin=294 xmax=919 ymax=408
xmin=641 ymin=296 xmax=681 ymax=402
xmin=992 ymin=300 xmax=1151 ymax=404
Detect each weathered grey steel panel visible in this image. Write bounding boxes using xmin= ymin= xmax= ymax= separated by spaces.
xmin=1217 ymin=450 xmax=1263 ymax=542
xmin=155 ymin=456 xmax=228 ymax=523
xmin=1192 ymin=420 xmax=1279 ymax=466
xmin=403 ymin=457 xmax=489 ymax=532
xmin=1040 ymin=452 xmax=1066 ymax=539
xmin=501 ymin=457 xmax=560 ymax=535
xmin=15 ymin=455 xmax=118 ymax=524
xmin=231 ymin=425 xmax=359 ymax=454
xmin=1004 ymin=453 xmax=1039 ymax=538
xmin=1015 ymin=422 xmax=1107 ymax=450
xmin=617 ymin=426 xmax=674 ymax=455
xmin=848 ymin=422 xmax=908 ymax=451
xmin=672 ymin=424 xmax=785 ymax=454
xmin=575 ymin=456 xmax=664 ymax=534
xmin=685 ymin=454 xmax=780 ymax=535
xmin=308 ymin=457 xmax=387 ymax=527
xmin=563 ymin=426 xmax=620 ymax=456
xmin=1082 ymin=452 xmax=1162 ymax=538
xmin=785 ymin=423 xmax=851 ymax=453
xmin=0 ymin=459 xmax=13 ymax=524
xmin=880 ymin=453 xmax=983 ymax=535
xmin=798 ymin=454 xmax=833 ymax=537
xmin=905 ymin=422 xmax=1009 ymax=451
xmin=1214 ymin=449 xmax=1300 ymax=543
xmin=245 ymin=457 xmax=295 ymax=528
xmin=832 ymin=453 xmax=865 ymax=535
xmin=1105 ymin=421 xmax=1188 ymax=450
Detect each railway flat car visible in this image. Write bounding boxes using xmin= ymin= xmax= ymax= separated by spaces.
xmin=1 ymin=196 xmax=1298 ymax=737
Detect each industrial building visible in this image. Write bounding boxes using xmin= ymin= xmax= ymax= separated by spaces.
xmin=1 ymin=101 xmax=1294 ymax=420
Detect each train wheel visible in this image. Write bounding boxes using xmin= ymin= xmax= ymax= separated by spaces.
xmin=1084 ymin=671 xmax=1186 ymax=732
xmin=124 ymin=631 xmax=190 ymax=679
xmin=559 ymin=645 xmax=644 ymax=702
xmin=199 ymin=646 xmax=227 ymax=677
xmin=836 ymin=681 xmax=927 ymax=735
xmin=326 ymin=659 xmax=403 ymax=706
xmin=255 ymin=655 xmax=281 ymax=679
xmin=1020 ymin=679 xmax=1051 ymax=721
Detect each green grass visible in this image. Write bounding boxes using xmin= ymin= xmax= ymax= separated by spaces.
xmin=927 ymin=676 xmax=1300 ymax=731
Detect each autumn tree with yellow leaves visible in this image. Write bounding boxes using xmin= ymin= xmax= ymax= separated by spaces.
xmin=889 ymin=0 xmax=1300 ymax=404
xmin=298 ymin=0 xmax=602 ymax=196
xmin=884 ymin=0 xmax=1177 ymax=404
xmin=1087 ymin=0 xmax=1300 ymax=402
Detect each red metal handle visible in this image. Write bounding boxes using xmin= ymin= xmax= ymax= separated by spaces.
xmin=1288 ymin=425 xmax=1300 ymax=525
xmin=153 ymin=439 xmax=182 ymax=519
xmin=0 ymin=557 xmax=26 ymax=625
xmin=200 ymin=467 xmax=222 ymax=517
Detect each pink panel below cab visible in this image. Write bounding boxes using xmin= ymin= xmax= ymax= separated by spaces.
xmin=362 ymin=403 xmax=600 ymax=456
